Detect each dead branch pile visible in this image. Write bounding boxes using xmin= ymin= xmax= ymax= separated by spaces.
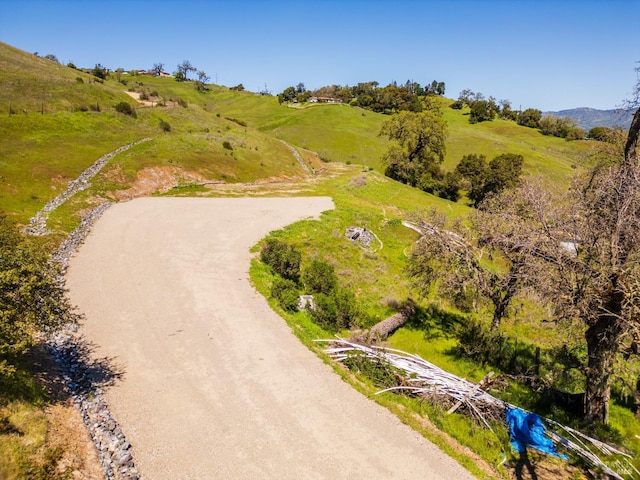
xmin=320 ymin=339 xmax=633 ymax=479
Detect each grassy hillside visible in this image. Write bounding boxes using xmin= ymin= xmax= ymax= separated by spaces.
xmin=209 ymin=83 xmax=594 ymax=184
xmin=0 ymin=42 xmax=133 ymax=114
xmin=2 ymin=39 xmax=638 ymax=479
xmin=0 ymin=43 xmax=321 ymax=230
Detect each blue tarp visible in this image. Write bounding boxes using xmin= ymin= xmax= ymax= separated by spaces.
xmin=506 ymin=407 xmax=568 ymax=460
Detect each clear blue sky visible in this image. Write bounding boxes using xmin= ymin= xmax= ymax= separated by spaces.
xmin=1 ymin=0 xmax=638 ymax=111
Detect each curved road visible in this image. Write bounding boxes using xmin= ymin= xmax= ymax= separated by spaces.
xmin=66 ymin=197 xmax=474 ymax=480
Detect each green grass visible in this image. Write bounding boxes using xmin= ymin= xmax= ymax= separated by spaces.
xmin=0 ymin=41 xmax=136 ymax=115
xmin=211 ymin=85 xmax=594 ymax=187
xmin=0 ymin=111 xmax=152 ymax=223
xmin=442 ymin=104 xmax=593 ymax=184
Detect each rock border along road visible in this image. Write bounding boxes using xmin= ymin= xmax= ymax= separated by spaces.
xmin=66 ymin=197 xmax=475 ymax=480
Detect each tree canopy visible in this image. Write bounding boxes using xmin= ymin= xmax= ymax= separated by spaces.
xmin=474 ymin=107 xmax=640 ymax=423
xmin=0 ymin=213 xmax=78 ymax=376
xmin=455 ymin=153 xmax=524 ymax=206
xmin=379 ymin=110 xmax=447 ymax=190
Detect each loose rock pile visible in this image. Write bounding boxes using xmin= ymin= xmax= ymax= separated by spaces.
xmin=27 ymin=137 xmax=151 ymax=236
xmin=345 ymin=226 xmax=374 ymax=247
xmin=49 ymin=325 xmax=140 ymax=480
xmin=280 ymin=140 xmax=312 ymax=175
xmin=51 ymin=202 xmax=112 ymax=277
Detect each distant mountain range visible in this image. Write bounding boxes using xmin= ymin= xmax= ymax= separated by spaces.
xmin=544 ymin=107 xmax=633 ymax=131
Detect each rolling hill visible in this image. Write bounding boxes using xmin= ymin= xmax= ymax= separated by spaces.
xmin=545 ymin=107 xmax=633 ymax=130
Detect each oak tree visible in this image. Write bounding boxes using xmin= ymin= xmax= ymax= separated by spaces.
xmin=0 ymin=214 xmax=78 ymax=376
xmin=379 ymin=110 xmax=447 ymax=188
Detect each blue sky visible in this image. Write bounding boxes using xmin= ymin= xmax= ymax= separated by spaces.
xmin=1 ymin=0 xmax=638 ymax=111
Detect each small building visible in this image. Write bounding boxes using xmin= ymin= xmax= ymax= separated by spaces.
xmin=309 ymin=96 xmax=342 ymax=103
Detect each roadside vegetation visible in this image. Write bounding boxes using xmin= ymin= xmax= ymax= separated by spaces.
xmin=1 ymin=39 xmax=639 ymax=479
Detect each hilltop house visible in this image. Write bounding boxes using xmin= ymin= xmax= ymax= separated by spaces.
xmin=309 ymin=96 xmax=342 ymax=103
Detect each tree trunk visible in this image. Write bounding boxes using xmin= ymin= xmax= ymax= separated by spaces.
xmin=584 ymin=293 xmax=624 ymax=424
xmin=635 ymin=373 xmax=640 ymax=420
xmin=490 ymin=275 xmax=518 ymax=331
xmin=367 ymin=303 xmax=416 ymax=342
xmin=624 ymin=107 xmax=640 ymax=162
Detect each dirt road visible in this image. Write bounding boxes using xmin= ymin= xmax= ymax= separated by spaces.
xmin=66 ymin=197 xmax=475 ymax=480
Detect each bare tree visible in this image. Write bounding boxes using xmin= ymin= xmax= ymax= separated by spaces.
xmin=151 ymin=62 xmax=164 ymax=76
xmin=408 ymin=209 xmax=531 ymax=331
xmin=195 ymin=70 xmax=210 ymax=91
xmin=477 ymin=107 xmax=640 ymax=424
xmin=176 ymin=60 xmax=196 ymax=81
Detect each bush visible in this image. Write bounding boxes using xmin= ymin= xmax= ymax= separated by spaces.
xmin=343 ymin=351 xmax=399 ymax=388
xmin=309 ymin=293 xmax=338 ymax=330
xmin=302 ymin=259 xmax=337 ymax=295
xmin=455 ymin=319 xmax=507 ymax=366
xmin=271 ymin=277 xmax=299 ymax=312
xmin=91 ymin=63 xmax=107 ymax=80
xmin=222 ymin=141 xmax=233 ymax=150
xmin=75 ymin=77 xmax=84 ymax=84
xmin=159 ymin=120 xmax=171 ymax=132
xmin=115 ymin=101 xmax=136 ymax=118
xmin=307 ymin=286 xmax=365 ymax=331
xmin=333 ymin=288 xmax=366 ymax=329
xmin=260 ymin=239 xmax=301 ymax=282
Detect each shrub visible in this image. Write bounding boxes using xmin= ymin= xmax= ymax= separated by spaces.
xmin=343 ymin=351 xmax=399 ymax=388
xmin=91 ymin=63 xmax=107 ymax=80
xmin=455 ymin=319 xmax=507 ymax=366
xmin=222 ymin=141 xmax=233 ymax=150
xmin=302 ymin=259 xmax=337 ymax=295
xmin=115 ymin=101 xmax=136 ymax=118
xmin=565 ymin=126 xmax=585 ymax=141
xmin=333 ymin=288 xmax=366 ymax=329
xmin=271 ymin=277 xmax=299 ymax=312
xmin=260 ymin=239 xmax=301 ymax=282
xmin=309 ymin=289 xmax=366 ymax=331
xmin=159 ymin=120 xmax=171 ymax=132
xmin=309 ymin=293 xmax=338 ymax=330
xmin=75 ymin=77 xmax=84 ymax=84
xmin=177 ymin=97 xmax=188 ymax=108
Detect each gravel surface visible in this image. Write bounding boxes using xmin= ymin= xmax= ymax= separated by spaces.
xmin=65 ymin=197 xmax=475 ymax=480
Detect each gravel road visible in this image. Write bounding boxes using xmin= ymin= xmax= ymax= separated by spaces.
xmin=66 ymin=197 xmax=475 ymax=480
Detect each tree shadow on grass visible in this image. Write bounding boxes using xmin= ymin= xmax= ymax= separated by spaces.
xmin=1 ymin=331 xmax=125 ymax=406
xmin=403 ymin=302 xmax=465 ymax=339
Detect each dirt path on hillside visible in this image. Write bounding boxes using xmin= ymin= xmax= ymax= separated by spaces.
xmin=65 ymin=197 xmax=475 ymax=480
xmin=124 ymin=91 xmax=156 ymax=107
